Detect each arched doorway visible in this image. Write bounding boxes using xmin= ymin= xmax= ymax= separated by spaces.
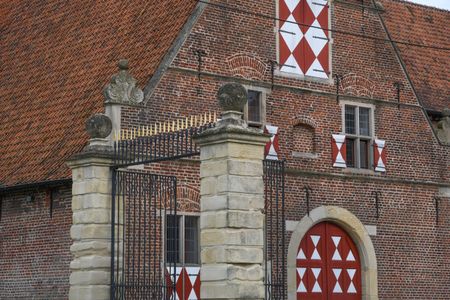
xmin=287 ymin=206 xmax=378 ymax=300
xmin=296 ymin=222 xmax=361 ymax=299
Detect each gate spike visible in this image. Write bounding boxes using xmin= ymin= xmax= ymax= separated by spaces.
xmin=184 ymin=117 xmax=188 ymax=129
xmin=177 ymin=119 xmax=180 ymax=131
xmin=159 ymin=123 xmax=162 ymax=133
xmin=163 ymin=122 xmax=166 ymax=133
xmin=146 ymin=125 xmax=149 ymax=136
xmin=172 ymin=121 xmax=176 ymax=132
xmin=155 ymin=123 xmax=159 ymax=135
xmin=204 ymin=112 xmax=207 ymax=124
xmin=214 ymin=111 xmax=217 ymax=122
xmin=208 ymin=111 xmax=212 ymax=123
xmin=190 ymin=115 xmax=194 ymax=127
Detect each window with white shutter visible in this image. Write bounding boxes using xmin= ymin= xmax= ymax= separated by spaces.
xmin=278 ymin=0 xmax=330 ymax=79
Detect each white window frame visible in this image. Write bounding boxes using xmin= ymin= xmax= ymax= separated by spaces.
xmin=340 ymin=100 xmax=376 ymax=169
xmin=165 ymin=212 xmax=200 ymax=267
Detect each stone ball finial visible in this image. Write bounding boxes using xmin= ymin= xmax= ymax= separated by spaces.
xmin=118 ymin=59 xmax=129 ymax=70
xmin=86 ymin=114 xmax=112 ymax=139
xmin=442 ymin=108 xmax=450 ymax=117
xmin=217 ymin=83 xmax=248 ymax=112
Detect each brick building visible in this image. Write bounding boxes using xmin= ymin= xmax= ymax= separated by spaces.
xmin=0 ymin=0 xmax=449 ymax=299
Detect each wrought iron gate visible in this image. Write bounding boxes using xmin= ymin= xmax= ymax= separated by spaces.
xmin=264 ymin=160 xmax=286 ymax=300
xmin=111 ymin=169 xmax=178 ymax=300
xmin=109 ymin=115 xmax=286 ymax=299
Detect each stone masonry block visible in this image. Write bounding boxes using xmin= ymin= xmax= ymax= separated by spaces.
xmin=228 ymin=193 xmax=264 ymax=210
xmin=217 ymin=175 xmax=264 ymax=194
xmin=69 ymin=285 xmax=110 ymax=300
xmin=227 ymin=160 xmax=263 ymax=176
xmin=201 ymin=211 xmax=264 ymax=229
xmin=200 ymin=177 xmax=218 ymax=196
xmin=200 ymin=142 xmax=265 ymax=161
xmin=201 ymin=246 xmax=263 ymax=264
xmin=201 ymin=195 xmax=228 ymax=212
xmin=70 ymin=241 xmax=110 ymax=258
xmin=228 ymin=211 xmax=264 ymax=228
xmin=70 ymin=271 xmax=110 ymax=286
xmin=200 ymin=160 xmax=228 ymax=178
xmin=201 ymin=211 xmax=227 ymax=229
xmin=71 ymin=224 xmax=111 ymax=241
xmin=73 ymin=209 xmax=111 ymax=224
xmin=201 ymin=281 xmax=264 ymax=299
xmin=72 ymin=194 xmax=111 ymax=211
xmin=70 ymin=255 xmax=111 ymax=270
xmin=201 ymin=229 xmax=263 ymax=246
xmin=72 ymin=179 xmax=111 ymax=196
xmin=201 ymin=264 xmax=264 ymax=282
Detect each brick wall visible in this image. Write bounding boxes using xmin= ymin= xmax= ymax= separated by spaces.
xmin=119 ymin=0 xmax=449 ymax=298
xmin=0 ymin=186 xmax=72 ymax=299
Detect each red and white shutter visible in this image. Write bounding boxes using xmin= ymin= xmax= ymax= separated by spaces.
xmin=373 ymin=139 xmax=386 ymax=172
xmin=278 ymin=0 xmax=329 ymax=78
xmin=166 ymin=267 xmax=201 ymax=300
xmin=331 ymin=134 xmax=346 ymax=168
xmin=264 ymin=125 xmax=280 ymax=160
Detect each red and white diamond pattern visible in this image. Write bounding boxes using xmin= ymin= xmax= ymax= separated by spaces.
xmin=264 ymin=125 xmax=280 ymax=160
xmin=279 ymin=0 xmax=329 ymax=78
xmin=166 ymin=267 xmax=201 ymax=300
xmin=332 ymin=134 xmax=347 ymax=168
xmin=297 ymin=222 xmax=361 ymax=299
xmin=374 ymin=139 xmax=387 ymax=172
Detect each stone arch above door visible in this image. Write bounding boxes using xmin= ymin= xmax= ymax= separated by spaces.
xmin=287 ymin=206 xmax=378 ymax=300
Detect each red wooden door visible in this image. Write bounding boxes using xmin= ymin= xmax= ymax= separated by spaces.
xmin=296 ymin=222 xmax=361 ymax=300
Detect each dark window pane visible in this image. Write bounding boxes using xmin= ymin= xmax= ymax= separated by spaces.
xmin=359 ymin=107 xmax=370 ymax=136
xmin=248 ymin=90 xmax=261 ymax=123
xmin=346 ymin=138 xmax=356 ymax=168
xmin=184 ymin=216 xmax=199 ymax=264
xmin=345 ymin=106 xmax=356 ymax=134
xmin=166 ymin=215 xmax=180 ymax=264
xmin=359 ymin=140 xmax=369 ymax=169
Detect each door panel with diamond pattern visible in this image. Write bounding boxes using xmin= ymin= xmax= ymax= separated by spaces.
xmin=296 ymin=222 xmax=361 ymax=300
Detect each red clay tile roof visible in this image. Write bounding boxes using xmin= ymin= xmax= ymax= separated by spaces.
xmin=380 ymin=0 xmax=450 ymax=111
xmin=0 ymin=0 xmax=196 ymax=187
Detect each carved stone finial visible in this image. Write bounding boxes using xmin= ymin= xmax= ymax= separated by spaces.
xmin=104 ymin=59 xmax=144 ymax=104
xmin=217 ymin=83 xmax=248 ymax=112
xmin=437 ymin=108 xmax=450 ymax=143
xmin=86 ymin=114 xmax=112 ymax=139
xmin=442 ymin=108 xmax=450 ymax=117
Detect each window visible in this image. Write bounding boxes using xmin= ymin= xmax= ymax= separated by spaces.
xmin=243 ymin=87 xmax=267 ymax=128
xmin=277 ymin=0 xmax=330 ymax=79
xmin=343 ymin=104 xmax=373 ymax=169
xmin=166 ymin=215 xmax=199 ymax=265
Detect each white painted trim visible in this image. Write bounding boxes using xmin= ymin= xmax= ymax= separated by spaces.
xmin=287 ymin=206 xmax=378 ymax=300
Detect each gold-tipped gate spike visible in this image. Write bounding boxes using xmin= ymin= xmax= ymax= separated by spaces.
xmin=185 ymin=117 xmax=189 ymax=129
xmin=214 ymin=111 xmax=217 ymax=122
xmin=190 ymin=115 xmax=194 ymax=127
xmin=204 ymin=112 xmax=207 ymax=124
xmin=172 ymin=121 xmax=176 ymax=132
xmin=208 ymin=111 xmax=212 ymax=123
xmin=177 ymin=119 xmax=180 ymax=131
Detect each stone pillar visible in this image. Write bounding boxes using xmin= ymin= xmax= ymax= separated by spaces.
xmin=194 ymin=83 xmax=270 ymax=299
xmin=66 ymin=114 xmax=114 ymax=300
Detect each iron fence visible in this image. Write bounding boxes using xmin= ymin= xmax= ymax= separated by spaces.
xmin=264 ymin=159 xmax=286 ymax=300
